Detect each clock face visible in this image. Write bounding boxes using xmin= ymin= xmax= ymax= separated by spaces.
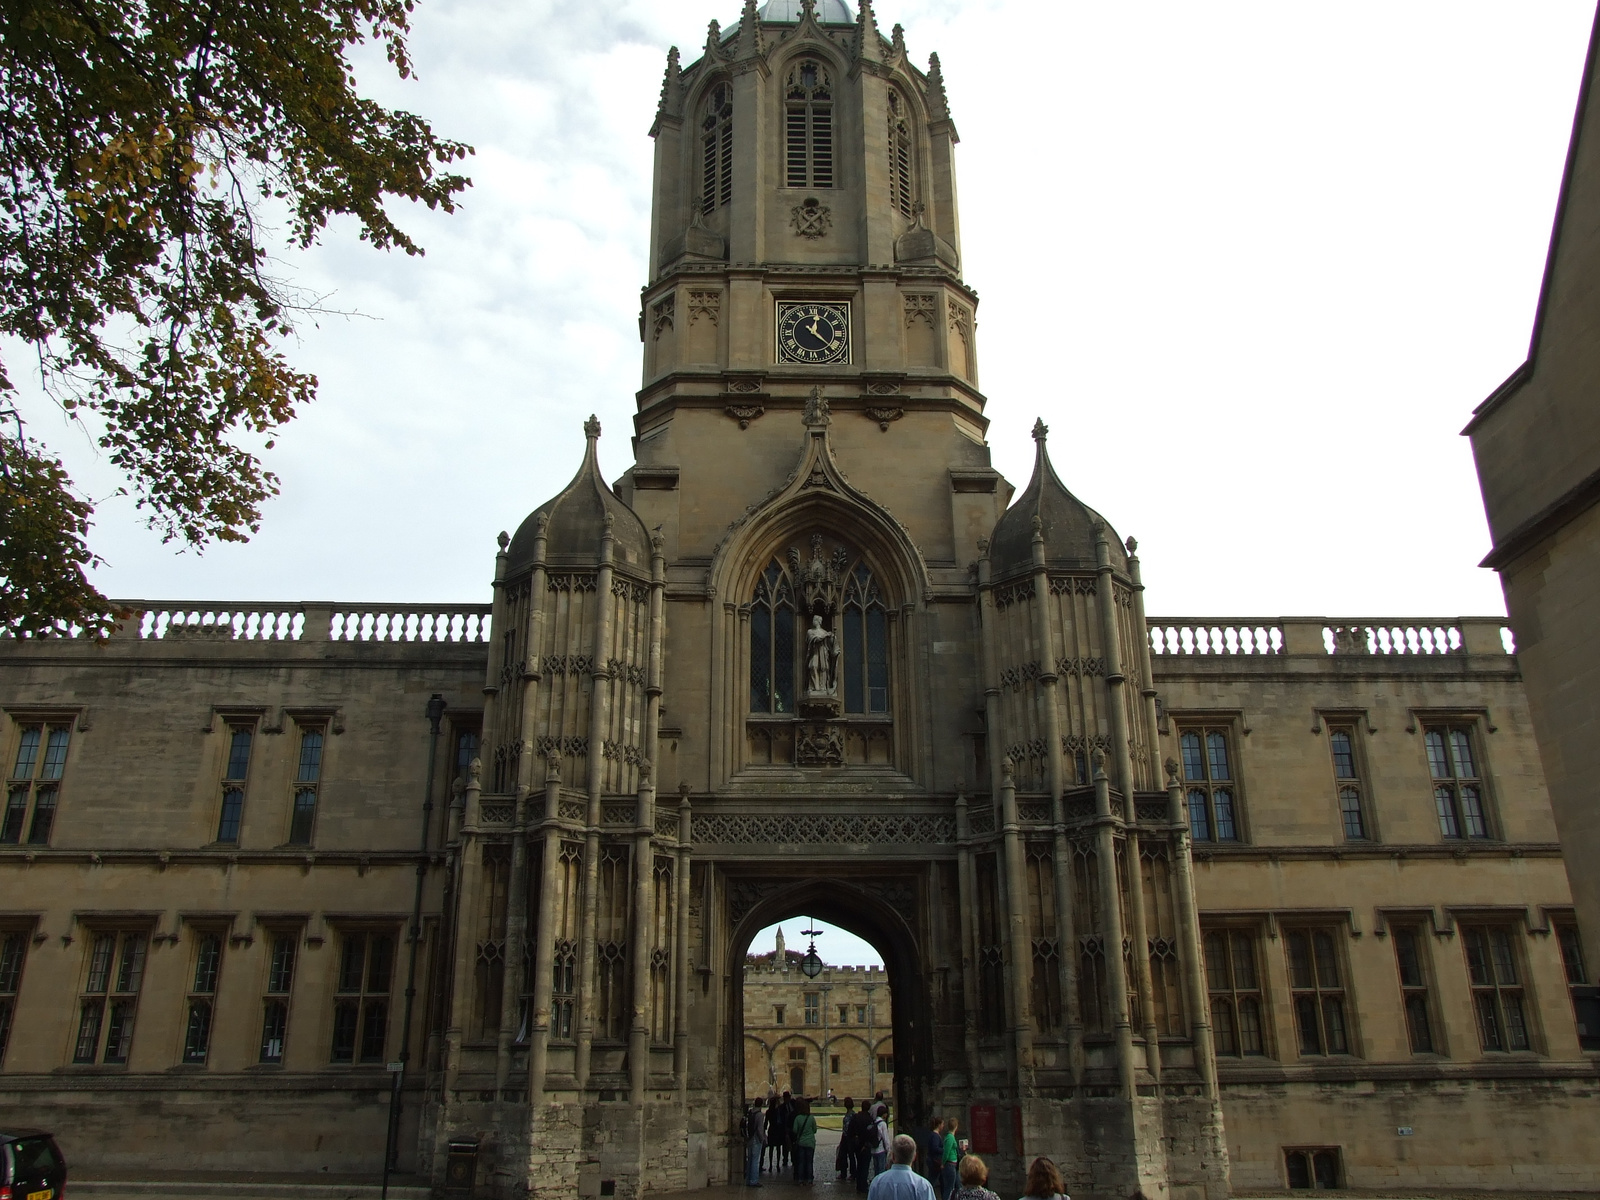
xmin=776 ymin=301 xmax=851 ymax=365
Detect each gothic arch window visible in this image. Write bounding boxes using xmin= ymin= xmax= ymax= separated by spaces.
xmin=750 ymin=561 xmax=796 ymax=714
xmin=841 ymin=564 xmax=888 ymax=714
xmin=887 ymin=90 xmax=914 ymax=219
xmin=785 ymin=60 xmax=834 ymax=189
xmin=702 ymin=82 xmax=733 ymax=214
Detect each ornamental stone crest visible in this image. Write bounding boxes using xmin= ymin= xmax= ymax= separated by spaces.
xmin=791 ymin=197 xmax=832 ymax=238
xmin=788 ymin=533 xmax=849 ymax=617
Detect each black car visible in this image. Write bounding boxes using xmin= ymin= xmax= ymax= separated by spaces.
xmin=0 ymin=1131 xmax=64 ymax=1200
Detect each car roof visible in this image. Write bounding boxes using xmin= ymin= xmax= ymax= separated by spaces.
xmin=0 ymin=1131 xmax=53 ymax=1142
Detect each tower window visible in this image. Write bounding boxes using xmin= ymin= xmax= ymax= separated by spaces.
xmin=1178 ymin=726 xmax=1242 ymax=842
xmin=1424 ymin=724 xmax=1493 ymax=840
xmin=887 ymin=91 xmax=914 ymax=218
xmin=785 ymin=60 xmax=833 ymax=189
xmin=750 ymin=561 xmax=796 ymax=714
xmin=841 ymin=564 xmax=889 ymax=714
xmin=702 ymin=82 xmax=733 ymax=214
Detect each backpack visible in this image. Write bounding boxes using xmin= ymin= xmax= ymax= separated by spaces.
xmin=860 ymin=1115 xmax=881 ymax=1155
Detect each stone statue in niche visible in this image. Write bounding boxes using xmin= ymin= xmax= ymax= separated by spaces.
xmin=806 ymin=614 xmax=838 ymax=695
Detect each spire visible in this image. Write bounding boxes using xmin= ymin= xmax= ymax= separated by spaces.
xmin=736 ymin=0 xmax=765 ymax=59
xmin=891 ymin=22 xmax=906 ymax=60
xmin=703 ymin=18 xmax=724 ymax=64
xmin=855 ymin=0 xmax=882 ymax=63
xmin=657 ymin=46 xmax=682 ymax=118
xmin=927 ymin=51 xmax=951 ymax=122
xmin=776 ymin=927 xmax=787 ymax=958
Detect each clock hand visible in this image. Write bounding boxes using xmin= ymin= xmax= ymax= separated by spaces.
xmin=808 ymin=318 xmax=823 ymax=340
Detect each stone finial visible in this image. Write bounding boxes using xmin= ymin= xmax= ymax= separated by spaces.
xmin=536 ymin=512 xmax=550 ymax=535
xmin=1031 ymin=514 xmax=1043 ymax=539
xmin=651 ymin=523 xmax=665 ymax=552
xmin=1164 ymin=757 xmax=1181 ymax=787
xmin=657 ymin=46 xmax=682 ymax=116
xmin=639 ymin=758 xmax=653 ymax=787
xmin=603 ymin=512 xmax=615 ymax=534
xmin=855 ymin=0 xmax=882 ymax=62
xmin=927 ymin=52 xmax=951 ymax=122
xmin=497 ymin=530 xmax=510 ymax=551
xmin=1090 ymin=749 xmax=1107 ymax=781
xmin=467 ymin=756 xmax=483 ymax=788
xmin=1032 ymin=417 xmax=1049 ymax=442
xmin=976 ymin=535 xmax=990 ymax=556
xmin=1126 ymin=536 xmax=1138 ymax=555
xmin=703 ymin=19 xmax=723 ymax=62
xmin=802 ymin=385 xmax=831 ymax=428
xmin=1001 ymin=756 xmax=1015 ymax=783
xmin=891 ymin=23 xmax=906 ymax=58
xmin=584 ymin=413 xmax=601 ymax=440
xmin=800 ymin=0 xmax=817 ymax=18
xmin=679 ymin=781 xmax=692 ymax=802
xmin=736 ymin=0 xmax=764 ymax=59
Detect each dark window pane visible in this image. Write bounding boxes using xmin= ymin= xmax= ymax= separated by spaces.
xmin=297 ymin=730 xmax=324 ymax=782
xmin=268 ymin=934 xmax=297 ymax=993
xmin=367 ymin=935 xmax=395 ymax=994
xmin=1503 ymin=993 xmax=1530 ymax=1050
xmin=331 ymin=999 xmax=358 ymax=1062
xmin=0 ymin=997 xmax=13 ymax=1066
xmin=1489 ymin=930 xmax=1518 ymax=985
xmin=1435 ymin=786 xmax=1460 ymax=838
xmin=1285 ymin=1151 xmax=1311 ymax=1190
xmin=359 ymin=999 xmax=388 ymax=1062
xmin=773 ymin=604 xmax=794 ymax=714
xmin=1210 ymin=998 xmax=1236 ymax=1055
xmin=1558 ymin=925 xmax=1587 ymax=985
xmin=1474 ymin=992 xmax=1503 ymax=1051
xmin=1206 ymin=731 xmax=1231 ymax=780
xmin=1188 ymin=789 xmax=1210 ymax=842
xmin=866 ymin=606 xmax=889 ymax=713
xmin=1425 ymin=730 xmax=1450 ymax=779
xmin=0 ymin=933 xmax=23 ymax=993
xmin=1312 ymin=1151 xmax=1339 ymax=1189
xmin=1449 ymin=728 xmax=1477 ymax=778
xmin=750 ymin=605 xmax=771 ymax=712
xmin=85 ymin=933 xmax=115 ymax=993
xmin=1231 ymin=933 xmax=1258 ymax=989
xmin=10 ymin=727 xmax=40 ymax=779
xmin=1213 ymin=790 xmax=1236 ymax=841
xmin=1238 ymin=997 xmax=1264 ymax=1055
xmin=338 ymin=935 xmax=366 ymax=992
xmin=104 ymin=998 xmax=136 ymax=1063
xmin=1286 ymin=932 xmax=1314 ymax=989
xmin=1313 ymin=932 xmax=1340 ymax=988
xmin=1405 ymin=992 xmax=1434 ymax=1053
xmin=192 ymin=934 xmax=222 ymax=993
xmin=1322 ymin=996 xmax=1348 ymax=1053
xmin=1461 ymin=786 xmax=1489 ymax=838
xmin=1 ymin=787 xmax=27 ymax=843
xmin=260 ymin=999 xmax=288 ymax=1063
xmin=455 ymin=729 xmax=480 ymax=781
xmin=115 ymin=935 xmax=147 ymax=993
xmin=217 ymin=788 xmax=244 ymax=844
xmin=1395 ymin=929 xmax=1424 ymax=988
xmin=225 ymin=728 xmax=253 ymax=781
xmin=1180 ymin=733 xmax=1203 ymax=781
xmin=40 ymin=727 xmax=69 ymax=779
xmin=25 ymin=785 xmax=56 ymax=844
xmin=73 ymin=998 xmax=104 ymax=1062
xmin=843 ymin=604 xmax=864 ymax=714
xmin=1464 ymin=930 xmax=1492 ymax=986
xmin=289 ymin=788 xmax=317 ymax=845
xmin=1339 ymin=788 xmax=1365 ymax=839
xmin=1203 ymin=933 xmax=1227 ymax=991
xmin=1294 ymin=994 xmax=1322 ymax=1055
xmin=1329 ymin=731 xmax=1356 ymax=778
xmin=183 ymin=998 xmax=213 ymax=1063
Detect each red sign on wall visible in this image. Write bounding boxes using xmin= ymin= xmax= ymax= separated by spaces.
xmin=969 ymin=1105 xmax=998 ymax=1154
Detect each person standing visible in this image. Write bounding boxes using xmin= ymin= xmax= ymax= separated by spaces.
xmin=938 ymin=1116 xmax=961 ymax=1200
xmin=838 ymin=1098 xmax=858 ymax=1181
xmin=950 ymin=1155 xmax=1001 ymax=1200
xmin=866 ymin=1135 xmax=936 ymax=1200
xmin=765 ymin=1094 xmax=783 ymax=1173
xmin=922 ymin=1118 xmax=945 ymax=1186
xmin=744 ymin=1098 xmax=767 ymax=1187
xmin=850 ymin=1100 xmax=877 ymax=1193
xmin=1019 ymin=1157 xmax=1068 ymax=1200
xmin=872 ymin=1103 xmax=891 ymax=1179
xmin=792 ymin=1097 xmax=818 ymax=1183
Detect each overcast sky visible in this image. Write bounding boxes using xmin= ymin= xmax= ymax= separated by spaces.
xmin=20 ymin=1 xmax=1598 ymax=618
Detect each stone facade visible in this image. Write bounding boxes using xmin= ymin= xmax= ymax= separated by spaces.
xmin=0 ymin=3 xmax=1597 ymax=1199
xmin=741 ymin=931 xmax=893 ymax=1102
xmin=1467 ymin=4 xmax=1600 ymax=1060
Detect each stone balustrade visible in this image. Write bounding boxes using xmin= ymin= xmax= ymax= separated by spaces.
xmin=2 ymin=601 xmax=495 ymax=642
xmin=1148 ymin=617 xmax=1514 ymax=656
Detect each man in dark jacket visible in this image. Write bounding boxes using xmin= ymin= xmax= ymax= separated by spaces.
xmin=923 ymin=1117 xmax=944 ymax=1185
xmin=849 ymin=1101 xmax=879 ymax=1192
xmin=838 ymin=1098 xmax=858 ymax=1180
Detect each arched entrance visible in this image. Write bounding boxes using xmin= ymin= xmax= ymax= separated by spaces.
xmin=723 ymin=873 xmax=935 ymax=1168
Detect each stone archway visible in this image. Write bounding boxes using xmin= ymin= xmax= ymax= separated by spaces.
xmin=722 ymin=871 xmax=935 ymax=1154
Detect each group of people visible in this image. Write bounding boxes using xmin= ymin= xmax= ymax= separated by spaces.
xmin=739 ymin=1094 xmax=1072 ymax=1200
xmin=742 ymin=1092 xmax=819 ymax=1185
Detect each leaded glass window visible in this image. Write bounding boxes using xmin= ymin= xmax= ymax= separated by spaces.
xmin=1425 ymin=724 xmax=1492 ymax=839
xmin=1180 ymin=726 xmax=1240 ymax=842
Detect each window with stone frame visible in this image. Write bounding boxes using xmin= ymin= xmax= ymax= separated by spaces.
xmin=181 ymin=929 xmax=225 ymax=1065
xmin=1284 ymin=1148 xmax=1341 ymax=1190
xmin=4 ymin=718 xmax=72 ymax=845
xmin=215 ymin=723 xmax=254 ymax=845
xmin=287 ymin=722 xmax=326 ymax=846
xmin=1553 ymin=916 xmax=1600 ymax=1051
xmin=452 ymin=717 xmax=482 ymax=785
xmin=472 ymin=845 xmax=511 ymax=1042
xmin=774 ymin=1005 xmax=786 ymax=1025
xmin=1390 ymin=923 xmax=1438 ymax=1054
xmin=877 ymin=1053 xmax=894 ymax=1074
xmin=1203 ymin=927 xmax=1268 ymax=1057
xmin=1461 ymin=923 xmax=1533 ymax=1053
xmin=701 ymin=81 xmax=733 ymax=213
xmin=549 ymin=842 xmax=582 ymax=1042
xmin=1071 ymin=844 xmax=1109 ymax=1034
xmin=784 ymin=60 xmax=833 ymax=189
xmin=0 ymin=928 xmax=28 ymax=1067
xmin=259 ymin=929 xmax=298 ymax=1064
xmin=887 ymin=90 xmax=914 ymax=218
xmin=975 ymin=851 xmax=1007 ymax=1036
xmin=1025 ymin=847 xmax=1062 ymax=1032
xmin=1285 ymin=927 xmax=1352 ymax=1056
xmin=840 ymin=564 xmax=889 ymax=715
xmin=1326 ymin=723 xmax=1372 ymax=841
xmin=1423 ymin=722 xmax=1494 ymax=840
xmin=73 ymin=929 xmax=148 ymax=1064
xmin=595 ymin=846 xmax=630 ymax=1042
xmin=1178 ymin=724 xmax=1242 ymax=842
xmin=804 ymin=992 xmax=820 ymax=1025
xmin=330 ymin=930 xmax=394 ymax=1064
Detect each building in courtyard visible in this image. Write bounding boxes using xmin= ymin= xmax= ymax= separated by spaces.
xmin=741 ymin=928 xmax=893 ymax=1101
xmin=0 ymin=2 xmax=1596 ymax=1199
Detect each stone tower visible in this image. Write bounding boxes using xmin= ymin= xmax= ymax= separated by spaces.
xmin=425 ymin=3 xmax=1229 ymax=1198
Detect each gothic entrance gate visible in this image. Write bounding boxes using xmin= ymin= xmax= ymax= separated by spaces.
xmin=724 ymin=869 xmax=935 ymax=1157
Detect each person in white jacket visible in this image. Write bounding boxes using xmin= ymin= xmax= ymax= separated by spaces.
xmin=872 ymin=1104 xmax=891 ymax=1178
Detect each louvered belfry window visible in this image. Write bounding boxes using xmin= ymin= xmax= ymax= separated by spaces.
xmin=887 ymin=90 xmax=913 ymax=217
xmin=785 ymin=60 xmax=833 ymax=188
xmin=701 ymin=82 xmax=733 ymax=213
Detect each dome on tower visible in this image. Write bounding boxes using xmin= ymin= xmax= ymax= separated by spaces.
xmin=757 ymin=0 xmax=856 ymax=23
xmin=988 ymin=419 xmax=1127 ymax=580
xmin=505 ymin=416 xmax=651 ymax=576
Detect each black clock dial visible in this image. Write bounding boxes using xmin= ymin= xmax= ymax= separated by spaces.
xmin=777 ymin=301 xmax=851 ymax=365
